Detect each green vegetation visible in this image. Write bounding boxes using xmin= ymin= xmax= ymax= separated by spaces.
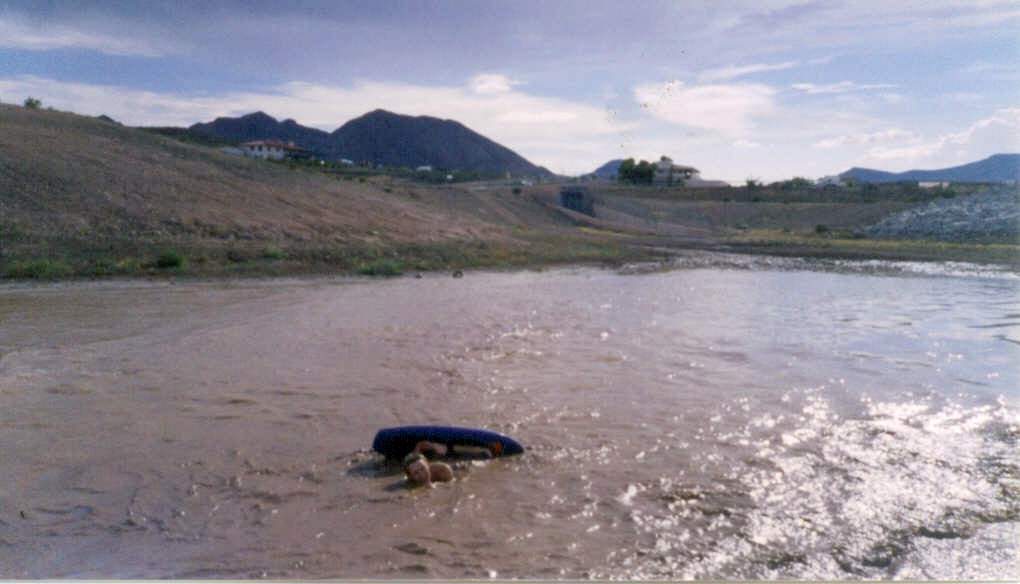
xmin=23 ymin=97 xmax=42 ymax=109
xmin=262 ymin=245 xmax=285 ymax=260
xmin=618 ymin=158 xmax=655 ymax=184
xmin=155 ymin=250 xmax=186 ymax=269
xmin=3 ymin=258 xmax=72 ymax=279
xmin=773 ymin=177 xmax=813 ymax=190
xmin=358 ymin=259 xmax=404 ymax=276
xmin=724 ymin=229 xmax=1020 ymax=266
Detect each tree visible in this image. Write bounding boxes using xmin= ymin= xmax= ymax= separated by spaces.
xmin=618 ymin=158 xmax=655 ymax=184
xmin=23 ymin=97 xmax=42 ymax=109
xmin=775 ymin=176 xmax=812 ymax=190
xmin=618 ymin=158 xmax=635 ymax=181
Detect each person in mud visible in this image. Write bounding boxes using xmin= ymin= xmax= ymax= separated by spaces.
xmin=402 ymin=451 xmax=453 ymax=487
xmin=402 ymin=440 xmax=504 ymax=487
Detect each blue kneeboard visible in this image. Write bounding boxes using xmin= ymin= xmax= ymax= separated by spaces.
xmin=373 ymin=425 xmax=525 ymax=459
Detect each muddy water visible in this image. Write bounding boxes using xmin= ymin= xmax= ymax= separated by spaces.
xmin=1 ymin=255 xmax=1017 ymax=579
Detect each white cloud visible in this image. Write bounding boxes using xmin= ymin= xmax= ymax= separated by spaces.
xmin=879 ymin=93 xmax=906 ymax=104
xmin=698 ymin=56 xmax=833 ymax=82
xmin=0 ymin=74 xmax=631 ymax=175
xmin=468 ymin=74 xmax=519 ymax=95
xmin=699 ymin=61 xmax=799 ymax=82
xmin=860 ymin=108 xmax=1020 ymax=167
xmin=945 ymin=92 xmax=985 ymax=103
xmin=813 ymin=128 xmax=921 ymax=149
xmin=733 ymin=139 xmax=762 ymax=148
xmin=792 ymin=81 xmax=898 ymax=94
xmin=633 ymin=80 xmax=777 ymax=135
xmin=0 ymin=15 xmax=172 ymax=57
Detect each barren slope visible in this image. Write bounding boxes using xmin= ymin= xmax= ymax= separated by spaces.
xmin=0 ymin=105 xmax=564 ymax=248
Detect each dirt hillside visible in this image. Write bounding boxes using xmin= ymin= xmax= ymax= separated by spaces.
xmin=0 ymin=105 xmax=569 ymax=248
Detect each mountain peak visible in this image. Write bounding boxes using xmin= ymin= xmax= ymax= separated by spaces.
xmin=364 ymin=108 xmax=397 ymax=117
xmin=187 ymin=109 xmax=551 ymax=176
xmin=242 ymin=110 xmax=276 ymax=121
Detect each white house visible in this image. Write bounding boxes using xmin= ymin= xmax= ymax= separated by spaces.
xmin=816 ymin=175 xmax=848 ymax=188
xmin=239 ymin=140 xmax=311 ymax=161
xmin=653 ymin=156 xmax=700 ymax=186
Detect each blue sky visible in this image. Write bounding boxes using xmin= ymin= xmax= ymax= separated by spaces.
xmin=1 ymin=0 xmax=1017 ymax=182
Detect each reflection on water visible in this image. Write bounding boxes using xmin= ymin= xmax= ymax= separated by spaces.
xmin=0 ymin=255 xmax=1017 ymax=579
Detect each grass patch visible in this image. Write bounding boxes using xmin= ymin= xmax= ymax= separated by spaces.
xmin=2 ymin=258 xmax=73 ymax=279
xmin=725 ymin=229 xmax=1020 ymax=266
xmin=262 ymin=245 xmax=285 ymax=260
xmin=358 ymin=259 xmax=404 ymax=276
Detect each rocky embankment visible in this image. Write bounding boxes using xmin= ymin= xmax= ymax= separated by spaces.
xmin=865 ymin=186 xmax=1020 ymax=242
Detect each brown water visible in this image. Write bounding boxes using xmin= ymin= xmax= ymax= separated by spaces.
xmin=1 ymin=254 xmax=1017 ymax=579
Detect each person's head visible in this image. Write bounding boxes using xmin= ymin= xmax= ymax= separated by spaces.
xmin=403 ymin=452 xmax=431 ymax=486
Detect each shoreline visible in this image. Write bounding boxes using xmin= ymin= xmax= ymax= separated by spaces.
xmin=2 ymin=232 xmax=1017 ymax=282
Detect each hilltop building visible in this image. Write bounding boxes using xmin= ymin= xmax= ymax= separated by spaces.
xmin=239 ymin=140 xmax=312 ymax=161
xmin=653 ymin=156 xmax=699 ymax=186
xmin=816 ymin=175 xmax=849 ymax=188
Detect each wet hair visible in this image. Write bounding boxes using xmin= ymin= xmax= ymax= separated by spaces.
xmin=403 ymin=452 xmax=426 ymax=468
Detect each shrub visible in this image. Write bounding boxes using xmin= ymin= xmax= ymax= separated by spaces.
xmin=262 ymin=245 xmax=285 ymax=260
xmin=23 ymin=97 xmax=42 ymax=109
xmin=512 ymin=187 xmax=522 ymax=194
xmin=156 ymin=250 xmax=186 ymax=269
xmin=815 ymin=224 xmax=830 ymax=234
xmin=359 ymin=259 xmax=403 ymax=276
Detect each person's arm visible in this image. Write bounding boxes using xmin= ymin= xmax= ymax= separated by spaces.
xmin=414 ymin=440 xmax=448 ymax=457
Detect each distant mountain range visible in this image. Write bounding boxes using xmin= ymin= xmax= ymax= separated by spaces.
xmin=841 ymin=154 xmax=1020 ymax=183
xmin=186 ymin=110 xmax=552 ymax=177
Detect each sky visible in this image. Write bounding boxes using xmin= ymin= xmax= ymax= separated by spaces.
xmin=1 ymin=0 xmax=1018 ymax=182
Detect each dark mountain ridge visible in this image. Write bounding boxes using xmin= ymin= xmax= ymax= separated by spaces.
xmin=591 ymin=159 xmax=624 ymax=180
xmin=841 ymin=154 xmax=1020 ymax=183
xmin=187 ymin=110 xmax=551 ymax=177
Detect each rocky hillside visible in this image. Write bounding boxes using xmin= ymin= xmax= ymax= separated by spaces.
xmin=865 ymin=186 xmax=1020 ymax=242
xmin=188 ymin=109 xmax=553 ymax=177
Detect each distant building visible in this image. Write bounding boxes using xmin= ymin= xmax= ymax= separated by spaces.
xmin=653 ymin=156 xmax=699 ymax=186
xmin=239 ymin=140 xmax=312 ymax=161
xmin=416 ymin=165 xmax=433 ymax=172
xmin=919 ymin=181 xmax=950 ymax=189
xmin=816 ymin=175 xmax=848 ymax=188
